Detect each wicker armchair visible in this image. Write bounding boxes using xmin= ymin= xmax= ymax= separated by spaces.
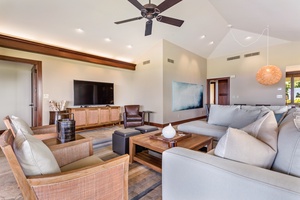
xmin=0 ymin=129 xmax=129 ymax=200
xmin=3 ymin=115 xmax=57 ymax=140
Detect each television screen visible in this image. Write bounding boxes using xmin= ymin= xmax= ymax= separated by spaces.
xmin=74 ymin=80 xmax=114 ymax=106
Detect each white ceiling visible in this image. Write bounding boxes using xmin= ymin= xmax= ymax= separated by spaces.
xmin=0 ymin=0 xmax=299 ymax=63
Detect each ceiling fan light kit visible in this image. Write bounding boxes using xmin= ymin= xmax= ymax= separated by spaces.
xmin=115 ymin=0 xmax=184 ymax=36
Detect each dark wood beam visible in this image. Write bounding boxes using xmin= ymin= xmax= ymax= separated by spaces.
xmin=0 ymin=34 xmax=136 ymax=70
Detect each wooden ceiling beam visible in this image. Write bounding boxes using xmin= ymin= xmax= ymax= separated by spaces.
xmin=0 ymin=34 xmax=136 ymax=70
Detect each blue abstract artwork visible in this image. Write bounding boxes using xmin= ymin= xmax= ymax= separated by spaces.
xmin=172 ymin=81 xmax=203 ymax=111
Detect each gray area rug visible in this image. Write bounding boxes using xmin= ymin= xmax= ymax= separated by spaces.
xmin=0 ymin=126 xmax=162 ymax=200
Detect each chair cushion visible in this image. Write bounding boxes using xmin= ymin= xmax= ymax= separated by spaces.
xmin=126 ymin=115 xmax=142 ymax=121
xmin=125 ymin=105 xmax=139 ymax=115
xmin=60 ymin=155 xmax=104 ymax=172
xmin=10 ymin=115 xmax=34 ymax=135
xmin=13 ymin=129 xmax=61 ymax=176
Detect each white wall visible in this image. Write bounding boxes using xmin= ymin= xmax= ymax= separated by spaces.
xmin=0 ymin=47 xmax=138 ymax=125
xmin=0 ymin=60 xmax=32 ymax=129
xmin=207 ymin=42 xmax=300 ymax=105
xmin=133 ymin=40 xmax=164 ymax=124
xmin=162 ymin=40 xmax=207 ymax=124
xmin=0 ymin=39 xmax=208 ymax=127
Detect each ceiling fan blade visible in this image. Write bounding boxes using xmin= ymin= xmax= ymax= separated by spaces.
xmin=145 ymin=20 xmax=153 ymax=36
xmin=115 ymin=16 xmax=143 ymax=24
xmin=156 ymin=0 xmax=182 ymax=13
xmin=128 ymin=0 xmax=144 ymax=10
xmin=157 ymin=15 xmax=184 ymax=27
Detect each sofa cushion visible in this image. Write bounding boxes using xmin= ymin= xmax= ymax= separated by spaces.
xmin=13 ymin=129 xmax=61 ymax=176
xmin=177 ymin=120 xmax=227 ymax=140
xmin=208 ymin=105 xmax=262 ymax=129
xmin=242 ymin=111 xmax=278 ymax=151
xmin=208 ymin=105 xmax=240 ymax=127
xmin=10 ymin=115 xmax=34 ymax=135
xmin=229 ymin=109 xmax=261 ymax=129
xmin=215 ymin=127 xmax=276 ymax=168
xmin=272 ymin=109 xmax=300 ymax=177
xmin=60 ymin=155 xmax=103 ymax=172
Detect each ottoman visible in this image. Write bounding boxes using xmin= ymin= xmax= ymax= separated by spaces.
xmin=135 ymin=125 xmax=159 ymax=133
xmin=112 ymin=128 xmax=141 ymax=155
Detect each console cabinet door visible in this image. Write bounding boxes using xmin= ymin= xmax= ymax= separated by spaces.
xmin=99 ymin=108 xmax=110 ymax=124
xmin=70 ymin=108 xmax=86 ymax=127
xmin=110 ymin=107 xmax=120 ymax=123
xmin=86 ymin=108 xmax=99 ymax=126
xmin=67 ymin=106 xmax=120 ymax=129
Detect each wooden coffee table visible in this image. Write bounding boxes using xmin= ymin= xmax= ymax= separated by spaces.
xmin=129 ymin=130 xmax=213 ymax=173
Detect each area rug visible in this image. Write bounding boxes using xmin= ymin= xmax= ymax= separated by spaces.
xmin=0 ymin=126 xmax=162 ymax=200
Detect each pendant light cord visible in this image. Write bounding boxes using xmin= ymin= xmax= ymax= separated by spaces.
xmin=266 ymin=26 xmax=269 ymax=66
xmin=229 ymin=26 xmax=269 ymax=48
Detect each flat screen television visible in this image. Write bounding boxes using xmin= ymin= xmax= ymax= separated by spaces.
xmin=73 ymin=80 xmax=114 ymax=106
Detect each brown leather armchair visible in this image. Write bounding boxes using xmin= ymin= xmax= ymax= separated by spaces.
xmin=123 ymin=105 xmax=145 ymax=128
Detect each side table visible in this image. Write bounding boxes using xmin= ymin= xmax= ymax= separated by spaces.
xmin=143 ymin=111 xmax=154 ymax=125
xmin=43 ymin=134 xmax=93 ymax=167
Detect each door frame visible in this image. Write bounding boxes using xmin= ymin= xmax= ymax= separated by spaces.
xmin=0 ymin=55 xmax=42 ymax=126
xmin=207 ymin=77 xmax=230 ymax=105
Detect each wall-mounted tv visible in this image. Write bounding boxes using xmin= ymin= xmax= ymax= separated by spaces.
xmin=73 ymin=80 xmax=114 ymax=106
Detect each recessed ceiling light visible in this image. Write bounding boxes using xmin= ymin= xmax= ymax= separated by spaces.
xmin=105 ymin=38 xmax=111 ymax=42
xmin=75 ymin=28 xmax=84 ymax=33
xmin=228 ymin=24 xmax=233 ymax=28
xmin=127 ymin=45 xmax=132 ymax=49
xmin=200 ymin=35 xmax=206 ymax=39
xmin=209 ymin=41 xmax=214 ymax=45
xmin=245 ymin=36 xmax=252 ymax=40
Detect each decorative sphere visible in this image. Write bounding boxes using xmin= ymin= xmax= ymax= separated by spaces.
xmin=162 ymin=124 xmax=176 ymax=138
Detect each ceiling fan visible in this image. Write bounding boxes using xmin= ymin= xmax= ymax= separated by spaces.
xmin=114 ymin=0 xmax=184 ymax=36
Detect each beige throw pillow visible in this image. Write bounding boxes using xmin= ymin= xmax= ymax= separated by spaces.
xmin=242 ymin=111 xmax=278 ymax=151
xmin=13 ymin=129 xmax=61 ymax=176
xmin=215 ymin=128 xmax=277 ymax=168
xmin=11 ymin=115 xmax=34 ymax=135
xmin=214 ymin=111 xmax=279 ymax=169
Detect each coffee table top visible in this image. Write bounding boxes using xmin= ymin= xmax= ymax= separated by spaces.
xmin=130 ymin=130 xmax=213 ymax=154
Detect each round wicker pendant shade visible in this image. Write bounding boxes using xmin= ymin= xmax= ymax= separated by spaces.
xmin=256 ymin=65 xmax=282 ymax=85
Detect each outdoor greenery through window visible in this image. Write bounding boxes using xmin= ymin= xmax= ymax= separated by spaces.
xmin=286 ymin=72 xmax=300 ymax=105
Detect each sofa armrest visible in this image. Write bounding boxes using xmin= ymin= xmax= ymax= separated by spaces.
xmin=162 ymin=147 xmax=300 ymax=200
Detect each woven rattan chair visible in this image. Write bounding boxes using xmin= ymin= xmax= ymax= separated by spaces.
xmin=3 ymin=116 xmax=57 ymax=140
xmin=0 ymin=129 xmax=129 ymax=200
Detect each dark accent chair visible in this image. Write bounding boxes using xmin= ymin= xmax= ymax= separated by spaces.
xmin=123 ymin=105 xmax=145 ymax=128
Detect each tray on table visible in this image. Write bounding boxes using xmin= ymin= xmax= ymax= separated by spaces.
xmin=149 ymin=131 xmax=192 ymax=144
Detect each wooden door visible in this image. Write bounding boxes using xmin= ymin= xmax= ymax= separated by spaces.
xmin=218 ymin=79 xmax=230 ymax=105
xmin=31 ymin=66 xmax=38 ymax=126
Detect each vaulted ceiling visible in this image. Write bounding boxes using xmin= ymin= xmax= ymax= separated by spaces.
xmin=0 ymin=0 xmax=299 ymax=63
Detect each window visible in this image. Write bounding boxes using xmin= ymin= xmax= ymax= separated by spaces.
xmin=286 ymin=71 xmax=300 ymax=105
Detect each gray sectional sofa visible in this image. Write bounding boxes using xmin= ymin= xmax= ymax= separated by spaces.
xmin=162 ymin=105 xmax=300 ymax=199
xmin=177 ymin=104 xmax=290 ymax=146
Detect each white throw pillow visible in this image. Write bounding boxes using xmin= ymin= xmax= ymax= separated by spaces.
xmin=13 ymin=129 xmax=61 ymax=176
xmin=242 ymin=111 xmax=278 ymax=151
xmin=215 ymin=128 xmax=276 ymax=168
xmin=10 ymin=115 xmax=34 ymax=135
